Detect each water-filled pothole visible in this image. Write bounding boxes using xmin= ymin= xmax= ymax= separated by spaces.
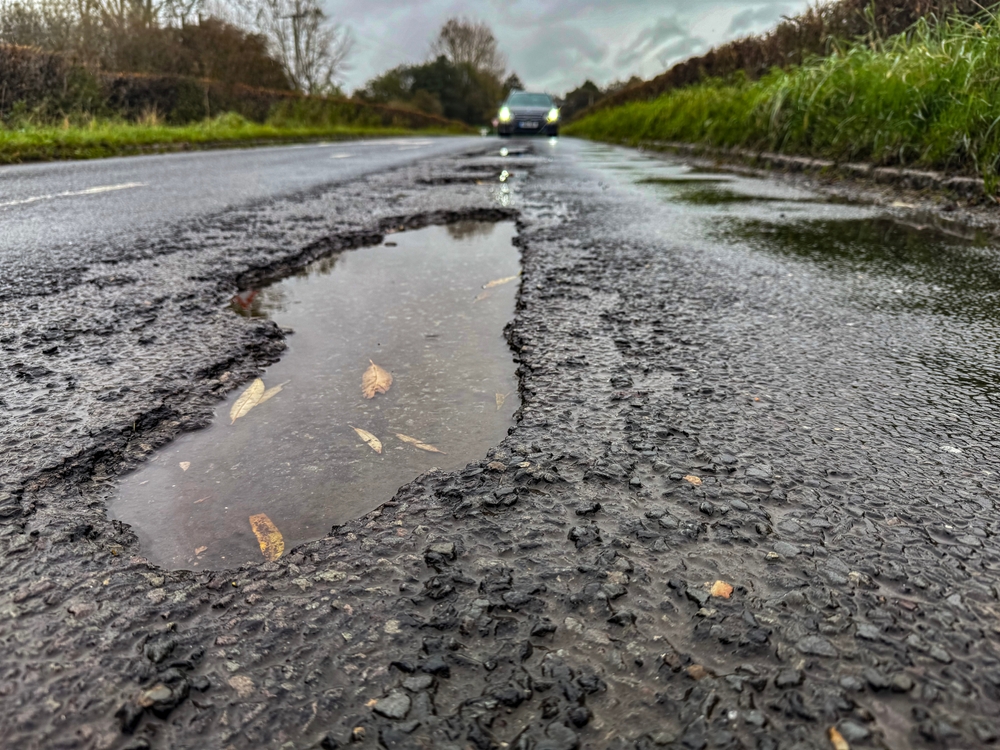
xmin=111 ymin=221 xmax=521 ymax=570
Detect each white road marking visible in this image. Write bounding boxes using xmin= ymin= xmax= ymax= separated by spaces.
xmin=354 ymin=139 xmax=434 ymax=147
xmin=0 ymin=182 xmax=146 ymax=209
xmin=330 ymin=153 xmax=353 ymax=159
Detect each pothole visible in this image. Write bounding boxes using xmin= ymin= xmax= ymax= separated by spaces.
xmin=111 ymin=220 xmax=521 ymax=570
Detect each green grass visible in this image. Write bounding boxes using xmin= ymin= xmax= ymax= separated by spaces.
xmin=0 ymin=113 xmax=459 ymax=164
xmin=566 ymin=12 xmax=1000 ymax=191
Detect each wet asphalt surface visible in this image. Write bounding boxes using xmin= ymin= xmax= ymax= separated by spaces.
xmin=3 ymin=137 xmax=1000 ymax=749
xmin=0 ymin=136 xmax=479 ymax=300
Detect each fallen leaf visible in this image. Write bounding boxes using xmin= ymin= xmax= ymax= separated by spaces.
xmin=194 ymin=546 xmax=207 ymax=555
xmin=711 ymin=580 xmax=734 ymax=599
xmin=396 ymin=433 xmax=446 ymax=454
xmin=482 ymin=272 xmax=520 ymax=289
xmin=828 ymin=727 xmax=849 ymax=750
xmin=258 ymin=380 xmax=289 ymax=405
xmin=228 ymin=674 xmax=255 ymax=699
xmin=230 ymin=378 xmax=265 ymax=423
xmin=351 ymin=426 xmax=383 ymax=454
xmin=179 ymin=461 xmax=190 ymax=471
xmin=473 ymin=290 xmax=493 ymax=303
xmin=362 ymin=360 xmax=393 ymax=399
xmin=496 ymin=392 xmax=510 ymax=411
xmin=193 ymin=497 xmax=207 ymax=504
xmin=365 ymin=699 xmax=378 ymax=708
xmin=248 ymin=513 xmax=284 ymax=562
xmin=683 ymin=475 xmax=702 ymax=486
xmin=686 ymin=664 xmax=710 ymax=680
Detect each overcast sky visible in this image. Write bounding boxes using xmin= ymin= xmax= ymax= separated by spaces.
xmin=327 ymin=1 xmax=812 ymax=95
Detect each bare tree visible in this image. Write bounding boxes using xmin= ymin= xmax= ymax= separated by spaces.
xmin=430 ymin=17 xmax=505 ymax=78
xmin=249 ymin=0 xmax=352 ymax=94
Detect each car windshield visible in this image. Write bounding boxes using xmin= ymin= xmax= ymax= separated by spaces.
xmin=506 ymin=93 xmax=552 ymax=108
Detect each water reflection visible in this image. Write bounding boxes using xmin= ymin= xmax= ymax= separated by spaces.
xmin=113 ymin=222 xmax=521 ymax=570
xmin=716 ymin=217 xmax=1000 ymax=320
xmin=661 ymin=185 xmax=816 ymax=206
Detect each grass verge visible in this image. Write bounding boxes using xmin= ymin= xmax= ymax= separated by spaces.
xmin=566 ymin=12 xmax=1000 ymax=192
xmin=0 ymin=113 xmax=465 ymax=165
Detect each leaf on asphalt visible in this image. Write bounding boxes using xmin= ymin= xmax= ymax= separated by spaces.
xmin=474 ymin=290 xmax=493 ymax=303
xmin=396 ymin=433 xmax=446 ymax=454
xmin=362 ymin=360 xmax=393 ymax=399
xmin=482 ymin=272 xmax=520 ymax=289
xmin=683 ymin=475 xmax=702 ymax=486
xmin=179 ymin=461 xmax=190 ymax=472
xmin=710 ymin=580 xmax=734 ymax=599
xmin=258 ymin=380 xmax=289 ymax=406
xmin=249 ymin=513 xmax=284 ymax=561
xmin=230 ymin=378 xmax=265 ymax=423
xmin=194 ymin=545 xmax=207 ymax=555
xmin=828 ymin=727 xmax=849 ymax=750
xmin=351 ymin=426 xmax=383 ymax=454
xmin=496 ymin=392 xmax=510 ymax=411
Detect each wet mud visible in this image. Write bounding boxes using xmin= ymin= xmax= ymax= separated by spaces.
xmin=2 ymin=139 xmax=1000 ymax=750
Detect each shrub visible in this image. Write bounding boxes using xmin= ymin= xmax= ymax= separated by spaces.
xmin=578 ymin=0 xmax=999 ymax=118
xmin=568 ymin=11 xmax=1000 ymax=189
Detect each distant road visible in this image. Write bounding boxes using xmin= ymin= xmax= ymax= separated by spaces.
xmin=0 ymin=136 xmax=482 ymax=298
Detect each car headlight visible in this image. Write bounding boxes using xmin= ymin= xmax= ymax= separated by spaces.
xmin=547 ymin=108 xmax=559 ymax=123
xmin=499 ymin=107 xmax=512 ymax=123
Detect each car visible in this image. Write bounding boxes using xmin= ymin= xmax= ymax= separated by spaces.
xmin=497 ymin=91 xmax=559 ymax=137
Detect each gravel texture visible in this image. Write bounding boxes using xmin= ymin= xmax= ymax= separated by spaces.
xmin=2 ymin=140 xmax=1000 ymax=750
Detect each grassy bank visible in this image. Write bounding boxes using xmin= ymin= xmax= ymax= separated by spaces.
xmin=567 ymin=13 xmax=1000 ymax=191
xmin=0 ymin=113 xmax=465 ymax=165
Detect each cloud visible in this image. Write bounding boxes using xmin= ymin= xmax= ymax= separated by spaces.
xmin=614 ymin=16 xmax=706 ymax=71
xmin=517 ymin=24 xmax=609 ymax=84
xmin=655 ymin=37 xmax=708 ymax=68
xmin=327 ymin=0 xmax=814 ymax=93
xmin=728 ymin=4 xmax=791 ymax=34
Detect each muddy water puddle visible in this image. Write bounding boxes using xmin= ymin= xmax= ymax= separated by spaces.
xmin=112 ymin=221 xmax=520 ymax=570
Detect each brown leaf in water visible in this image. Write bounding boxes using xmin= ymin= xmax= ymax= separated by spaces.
xmin=179 ymin=461 xmax=190 ymax=472
xmin=828 ymin=727 xmax=850 ymax=750
xmin=710 ymin=580 xmax=734 ymax=599
xmin=396 ymin=433 xmax=446 ymax=454
xmin=482 ymin=273 xmax=520 ymax=289
xmin=249 ymin=513 xmax=284 ymax=561
xmin=495 ymin=392 xmax=510 ymax=411
xmin=351 ymin=426 xmax=383 ymax=454
xmin=230 ymin=378 xmax=265 ymax=423
xmin=362 ymin=360 xmax=392 ymax=399
xmin=258 ymin=380 xmax=289 ymax=406
xmin=683 ymin=475 xmax=702 ymax=486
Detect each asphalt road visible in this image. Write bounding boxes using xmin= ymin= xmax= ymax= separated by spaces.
xmin=0 ymin=136 xmax=482 ymax=299
xmin=3 ymin=137 xmax=1000 ymax=750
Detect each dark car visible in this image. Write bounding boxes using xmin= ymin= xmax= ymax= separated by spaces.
xmin=497 ymin=91 xmax=559 ymax=137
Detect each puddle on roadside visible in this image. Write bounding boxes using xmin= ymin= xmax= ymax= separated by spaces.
xmin=714 ymin=216 xmax=1000 ymax=320
xmin=111 ymin=221 xmax=521 ymax=570
xmin=635 ymin=176 xmax=732 ymax=186
xmin=658 ymin=185 xmax=817 ymax=206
